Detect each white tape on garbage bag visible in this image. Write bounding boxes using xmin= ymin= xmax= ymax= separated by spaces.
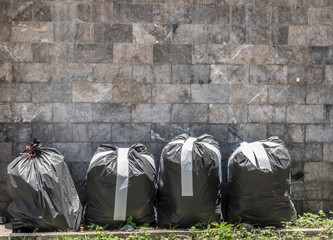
xmin=199 ymin=142 xmax=222 ymax=183
xmin=181 ymin=137 xmax=197 ymax=196
xmin=114 ymin=148 xmax=130 ymax=221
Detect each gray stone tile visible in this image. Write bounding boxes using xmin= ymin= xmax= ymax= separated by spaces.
xmin=94 ymin=23 xmax=133 ymax=43
xmin=52 ymin=2 xmax=76 ymax=21
xmin=0 ymin=1 xmax=11 ymax=21
xmin=152 ymin=84 xmax=190 ymax=103
xmin=73 ymin=123 xmax=111 ymax=143
xmin=191 ymin=84 xmax=230 ymax=103
xmin=11 ymin=1 xmax=32 ymax=21
xmin=132 ymin=103 xmax=171 ymax=122
xmin=0 ymin=63 xmax=12 ymax=82
xmin=32 ymin=123 xmax=55 ymax=143
xmin=271 ymin=25 xmax=288 ymax=45
xmin=248 ymin=5 xmax=270 ymax=25
xmin=76 ymin=3 xmax=93 ymax=22
xmin=268 ymin=85 xmax=306 ymax=104
xmin=114 ymin=43 xmax=153 ymax=64
xmin=32 ymin=83 xmax=53 ymax=102
xmin=53 ymin=143 xmax=93 ymax=163
xmin=323 ymin=143 xmax=333 ymax=162
xmin=287 ymin=105 xmax=324 ymax=123
xmin=133 ymin=64 xmax=171 ymax=83
xmin=68 ymin=162 xmax=90 ymax=182
xmin=211 ymin=64 xmax=249 ymax=84
xmin=53 ymin=103 xmax=92 ymax=123
xmin=173 ymin=24 xmax=194 ymax=43
xmin=270 ymin=45 xmax=309 ymax=65
xmin=54 ymin=22 xmax=93 ymax=43
xmin=212 ymin=25 xmax=229 ymax=44
xmin=248 ymin=105 xmax=286 ymax=123
xmin=304 ymin=162 xmax=333 ymax=182
xmin=250 ymin=65 xmax=287 ymax=84
xmin=53 ymin=82 xmax=72 ymax=103
xmin=0 ymin=141 xmax=11 ymax=164
xmin=306 ymin=124 xmax=333 ymax=142
xmin=309 ymin=6 xmax=333 ymax=25
xmin=307 ymin=85 xmax=333 ymax=104
xmin=171 ymin=104 xmax=209 ymax=123
xmin=72 ymin=82 xmax=112 ymax=103
xmin=92 ymin=2 xmax=113 ymax=23
xmin=325 ymin=105 xmax=333 ymax=123
xmin=92 ymin=103 xmax=131 ymax=123
xmin=92 ymin=64 xmax=132 ymax=83
xmin=32 ymin=43 xmax=74 ymax=63
xmin=229 ymin=25 xmax=249 ymax=44
xmin=11 ymin=22 xmax=53 ymax=42
xmin=0 ymin=123 xmax=14 ymax=141
xmin=193 ymin=44 xmax=230 ymax=64
xmin=308 ymin=46 xmax=333 ymax=65
xmin=228 ymin=123 xmax=267 ymax=143
xmin=230 ymin=85 xmax=267 ymax=104
xmin=33 ymin=2 xmax=52 ymax=21
xmin=209 ymin=104 xmax=247 ymax=124
xmin=133 ymin=23 xmax=172 ymax=44
xmin=115 ymin=3 xmax=153 ymax=23
xmin=0 ymin=104 xmax=12 ymax=123
xmin=230 ymin=45 xmax=270 ymax=65
xmin=231 ymin=5 xmax=246 ymax=24
xmin=112 ymin=83 xmax=151 ymax=103
xmin=74 ymin=43 xmax=113 ymax=63
xmin=151 ymin=123 xmax=191 ymax=143
xmin=291 ymin=182 xmax=323 ymax=201
xmin=267 ymin=124 xmax=304 ymax=143
xmin=190 ymin=124 xmax=228 ymax=142
xmin=12 ymin=103 xmax=52 ymax=123
xmin=326 ymin=66 xmax=333 ymax=85
xmin=1 ymin=43 xmax=33 ymax=63
xmin=287 ymin=66 xmax=326 ymax=85
xmin=9 ymin=83 xmax=32 ymax=102
xmin=249 ymin=25 xmax=270 ymax=44
xmin=289 ymin=26 xmax=328 ymax=45
xmin=54 ymin=63 xmax=92 ymax=82
xmin=272 ymin=5 xmax=308 ymax=25
xmin=192 ymin=24 xmax=212 ymax=44
xmin=13 ymin=123 xmax=32 ymax=142
xmin=153 ymin=4 xmax=192 ymax=24
xmin=172 ymin=64 xmax=210 ymax=83
xmin=112 ymin=123 xmax=151 ymax=142
xmin=193 ymin=4 xmax=216 ymax=24
xmin=153 ymin=44 xmax=192 ymax=64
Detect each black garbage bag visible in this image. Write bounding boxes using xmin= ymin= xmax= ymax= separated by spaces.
xmin=85 ymin=144 xmax=157 ymax=228
xmin=7 ymin=139 xmax=82 ymax=232
xmin=156 ymin=134 xmax=222 ymax=227
xmin=227 ymin=137 xmax=297 ymax=226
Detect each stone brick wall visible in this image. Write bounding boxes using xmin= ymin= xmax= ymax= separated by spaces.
xmin=0 ymin=0 xmax=332 ymax=217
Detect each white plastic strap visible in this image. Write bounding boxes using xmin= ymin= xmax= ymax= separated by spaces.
xmin=114 ymin=148 xmax=129 ymax=221
xmin=250 ymin=142 xmax=272 ymax=171
xmin=199 ymin=142 xmax=222 ymax=183
xmin=180 ymin=137 xmax=197 ymax=196
xmin=89 ymin=150 xmax=113 ymax=168
xmin=169 ymin=140 xmax=186 ymax=145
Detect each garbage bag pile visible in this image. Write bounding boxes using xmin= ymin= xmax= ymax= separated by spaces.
xmin=156 ymin=134 xmax=222 ymax=227
xmin=227 ymin=137 xmax=297 ymax=226
xmin=7 ymin=139 xmax=82 ymax=232
xmin=84 ymin=144 xmax=157 ymax=228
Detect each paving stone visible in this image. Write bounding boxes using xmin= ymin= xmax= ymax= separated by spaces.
xmin=133 ymin=65 xmax=171 ymax=83
xmin=54 ymin=63 xmax=92 ymax=82
xmin=211 ymin=65 xmax=249 ymax=84
xmin=304 ymin=162 xmax=333 ymax=181
xmin=152 ymin=84 xmax=190 ymax=103
xmin=268 ymin=124 xmax=304 ymax=143
xmin=230 ymin=85 xmax=267 ymax=104
xmin=326 ymin=65 xmax=333 ymax=85
xmin=10 ymin=83 xmax=31 ymax=102
xmin=272 ymin=5 xmax=308 ymax=25
xmin=32 ymin=43 xmax=73 ymax=63
xmin=0 ymin=1 xmax=11 ymax=21
xmin=32 ymin=123 xmax=54 ymax=143
xmin=53 ymin=82 xmax=72 ymax=103
xmin=306 ymin=124 xmax=333 ymax=142
xmin=270 ymin=45 xmax=309 ymax=65
xmin=308 ymin=46 xmax=333 ymax=65
xmin=112 ymin=83 xmax=151 ymax=103
xmin=190 ymin=124 xmax=228 ymax=142
xmin=31 ymin=83 xmax=52 ymax=103
xmin=0 ymin=63 xmax=12 ymax=82
xmin=0 ymin=123 xmax=14 ymax=141
xmin=249 ymin=25 xmax=270 ymax=44
xmin=151 ymin=123 xmax=191 ymax=143
xmin=228 ymin=123 xmax=267 ymax=143
xmin=13 ymin=63 xmax=54 ymax=83
xmin=153 ymin=44 xmax=192 ymax=64
xmin=133 ymin=23 xmax=172 ymax=44
xmin=0 ymin=83 xmax=10 ymax=103
xmin=229 ymin=25 xmax=249 ymax=44
xmin=191 ymin=24 xmax=212 ymax=43
xmin=153 ymin=4 xmax=192 ymax=24
xmin=309 ymin=6 xmax=333 ymax=25
xmin=323 ymin=182 xmax=333 ymax=200
xmin=74 ymin=43 xmax=113 ymax=63
xmin=1 ymin=43 xmax=33 ymax=63
xmin=231 ymin=5 xmax=246 ymax=24
xmin=94 ymin=23 xmax=133 ymax=43
xmin=248 ymin=5 xmax=270 ymax=25
xmin=0 ymin=104 xmax=12 ymax=123
xmin=291 ymin=182 xmax=323 ymax=201
xmin=0 ymin=142 xmax=12 ymax=164
xmin=323 ymin=143 xmax=333 ymax=162
xmin=287 ymin=66 xmax=326 ymax=85
xmin=209 ymin=104 xmax=247 ymax=124
xmin=72 ymin=82 xmax=112 ymax=103
xmin=287 ymin=105 xmax=324 ymax=123
xmin=92 ymin=103 xmax=131 ymax=123
xmin=191 ymin=84 xmax=230 ymax=103
xmin=268 ymin=85 xmax=306 ymax=104
xmin=33 ymin=2 xmax=52 ymax=21
xmin=91 ymin=64 xmax=132 ymax=83
xmin=53 ymin=103 xmax=92 ymax=123
xmin=53 ymin=143 xmax=93 ymax=163
xmin=230 ymin=45 xmax=270 ymax=65
xmin=171 ymin=104 xmax=209 ymax=123
xmin=212 ymin=25 xmax=229 ymax=44
xmin=12 ymin=103 xmax=52 ymax=123
xmin=289 ymin=26 xmax=328 ymax=45
xmin=250 ymin=65 xmax=287 ymax=84
xmin=132 ymin=103 xmax=171 ymax=122
xmin=172 ymin=64 xmax=210 ymax=83
xmin=248 ymin=105 xmax=286 ymax=123
xmin=307 ymin=85 xmax=333 ymax=104
xmin=115 ymin=3 xmax=153 ymax=23
xmin=76 ymin=3 xmax=93 ymax=22
xmin=11 ymin=22 xmax=53 ymax=42
xmin=13 ymin=123 xmax=32 ymax=142
xmin=92 ymin=2 xmax=113 ymax=23
xmin=325 ymin=105 xmax=333 ymax=123
xmin=73 ymin=123 xmax=111 ymax=143
xmin=0 ymin=22 xmax=11 ymax=41
xmin=114 ymin=43 xmax=153 ymax=64
xmin=112 ymin=123 xmax=151 ymax=142
xmin=11 ymin=1 xmax=32 ymax=21
xmin=193 ymin=4 xmax=216 ymax=24
xmin=271 ymin=25 xmax=288 ymax=45
xmin=193 ymin=44 xmax=230 ymax=64
xmin=52 ymin=2 xmax=76 ymax=21
xmin=55 ymin=22 xmax=94 ymax=42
